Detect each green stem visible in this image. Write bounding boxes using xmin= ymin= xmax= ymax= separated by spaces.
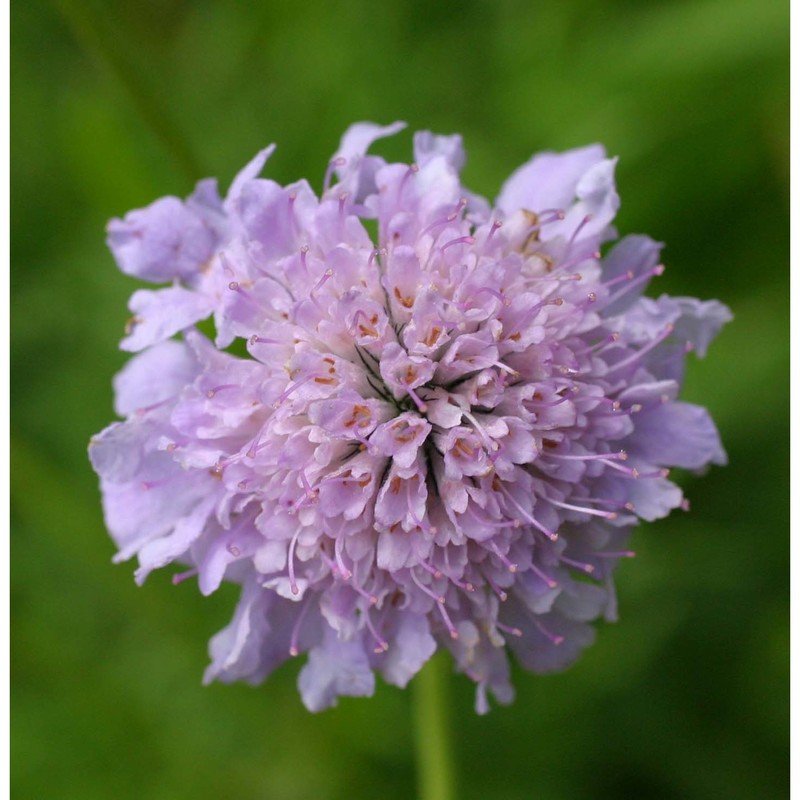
xmin=413 ymin=653 xmax=456 ymax=800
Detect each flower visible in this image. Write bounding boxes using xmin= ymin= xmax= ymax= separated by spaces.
xmin=89 ymin=122 xmax=730 ymax=713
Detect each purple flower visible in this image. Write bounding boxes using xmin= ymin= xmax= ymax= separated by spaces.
xmin=89 ymin=123 xmax=730 ymax=713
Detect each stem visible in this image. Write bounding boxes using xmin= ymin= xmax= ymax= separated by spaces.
xmin=413 ymin=652 xmax=456 ymax=800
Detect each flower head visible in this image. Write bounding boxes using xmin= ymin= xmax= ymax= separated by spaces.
xmin=89 ymin=123 xmax=730 ymax=712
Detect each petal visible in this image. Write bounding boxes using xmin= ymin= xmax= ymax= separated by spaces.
xmin=120 ymin=286 xmax=213 ymax=352
xmin=601 ymin=234 xmax=664 ymax=314
xmin=203 ymin=579 xmax=274 ymax=684
xmin=413 ymin=130 xmax=465 ymax=172
xmin=88 ymin=422 xmax=146 ymax=482
xmin=672 ymin=297 xmax=733 ymax=357
xmin=379 ymin=612 xmax=436 ymax=688
xmin=627 ymin=401 xmax=727 ymax=469
xmin=226 ymin=145 xmax=276 ymax=208
xmin=496 ymin=144 xmax=606 ymax=216
xmin=134 ymin=494 xmax=217 ymax=584
xmin=107 ymin=196 xmax=219 ymax=283
xmin=334 ymin=121 xmax=406 ymax=168
xmin=298 ymin=628 xmax=375 ymax=711
xmin=113 ymin=339 xmax=198 ymax=416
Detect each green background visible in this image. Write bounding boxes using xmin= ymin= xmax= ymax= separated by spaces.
xmin=12 ymin=0 xmax=788 ymax=797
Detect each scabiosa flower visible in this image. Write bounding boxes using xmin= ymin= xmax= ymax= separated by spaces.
xmin=89 ymin=122 xmax=730 ymax=713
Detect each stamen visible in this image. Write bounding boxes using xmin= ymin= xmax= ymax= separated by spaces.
xmin=437 ymin=601 xmax=459 ymax=640
xmin=603 ymin=264 xmax=665 ymax=308
xmin=559 ymin=555 xmax=595 ymax=574
xmin=364 ymin=609 xmax=389 ymax=653
xmin=323 ymin=156 xmax=347 ymax=193
xmin=206 ymin=384 xmax=238 ymax=399
xmin=504 ymin=296 xmax=564 ymax=340
xmin=605 ymin=324 xmax=674 ymax=374
xmin=470 ymin=287 xmax=511 ymax=307
xmin=495 ymin=621 xmax=523 ymax=638
xmin=271 ymin=375 xmax=319 ymax=409
xmin=524 ymin=389 xmax=576 ymax=409
xmin=287 ymin=192 xmax=299 ymax=236
xmin=529 ymin=561 xmax=558 ymax=589
xmin=299 ymin=245 xmax=311 ymax=278
xmin=248 ymin=335 xmax=280 ymax=347
xmin=287 ymin=527 xmax=302 ymax=595
xmin=441 ymin=235 xmax=475 ymax=253
xmin=548 ymin=449 xmax=628 ymax=463
xmin=550 ymin=498 xmax=619 ymax=521
xmin=551 ymin=249 xmax=601 ymax=275
xmin=133 ymin=398 xmax=172 ymax=416
xmin=367 ymin=248 xmax=386 ymax=270
xmin=484 ymin=574 xmax=508 ymax=602
xmin=532 ymin=616 xmax=564 ymax=646
xmin=440 ymin=549 xmax=474 ymax=593
xmin=400 ymin=162 xmax=420 ymax=193
xmin=246 ymin=434 xmax=262 ymax=460
xmin=567 ymin=214 xmax=593 ymax=248
xmin=595 ymin=550 xmax=636 ymax=559
xmin=447 ymin=573 xmax=475 ymax=593
xmin=418 ymin=561 xmax=444 ymax=580
xmin=171 ymin=568 xmax=198 ymax=586
xmin=409 ymin=507 xmax=438 ymax=536
xmin=411 ymin=569 xmax=446 ymax=605
xmin=405 ymin=385 xmax=428 ymax=413
xmin=489 ymin=542 xmax=518 ymax=573
xmin=498 ymin=486 xmax=558 ymax=541
xmin=351 ymin=580 xmax=379 ymax=606
xmin=141 ymin=475 xmax=177 ymax=491
xmin=463 ymin=411 xmax=500 ymax=453
xmin=334 ymin=536 xmax=352 ymax=581
xmin=483 ymin=219 xmax=502 ymax=249
xmin=312 ymin=268 xmax=335 ymax=296
xmin=421 ymin=198 xmax=467 ymax=238
xmin=289 ymin=597 xmax=313 ymax=656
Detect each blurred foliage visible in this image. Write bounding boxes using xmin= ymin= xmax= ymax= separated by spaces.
xmin=11 ymin=0 xmax=788 ymax=797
